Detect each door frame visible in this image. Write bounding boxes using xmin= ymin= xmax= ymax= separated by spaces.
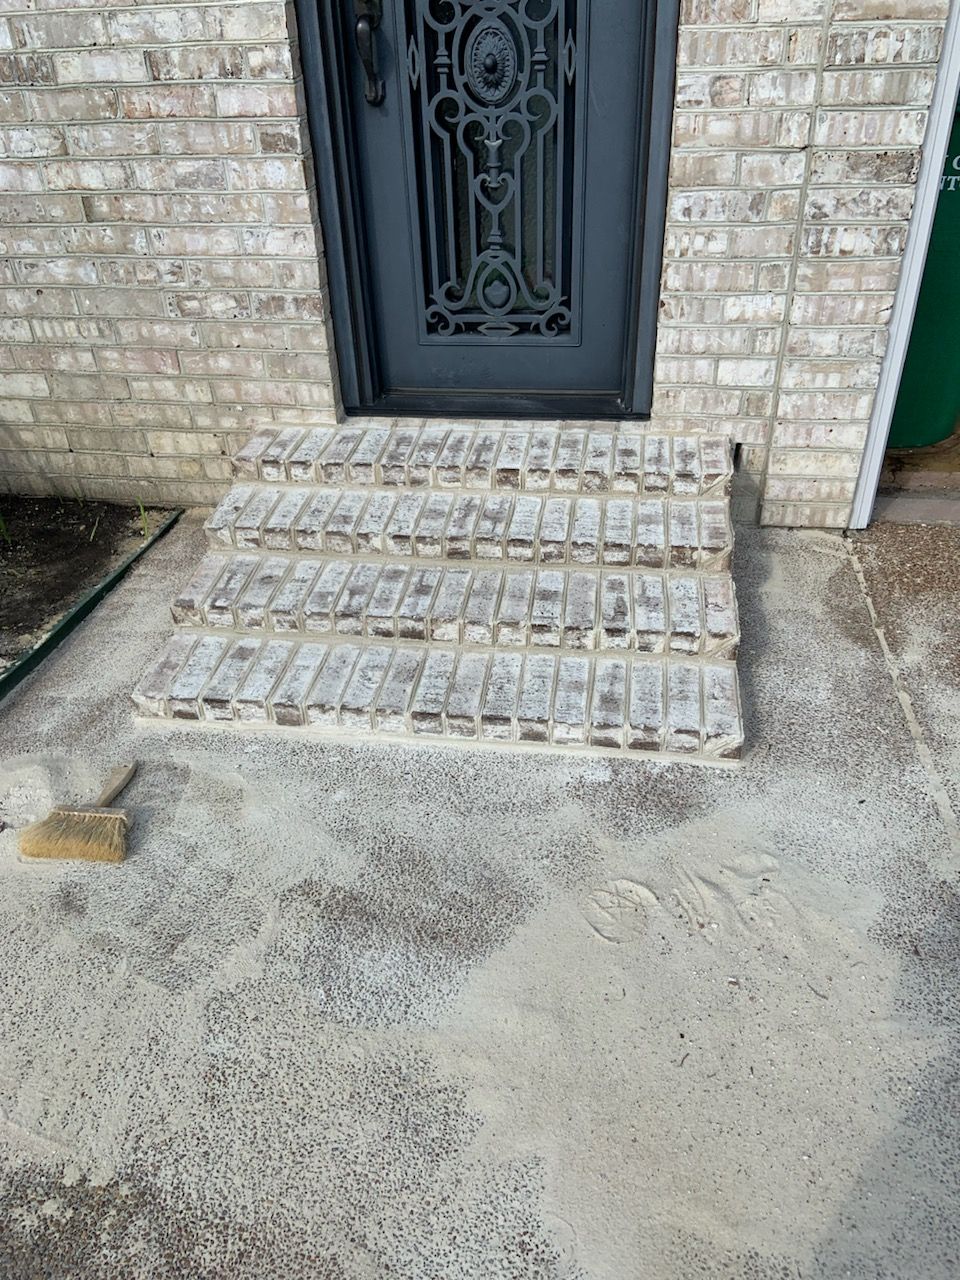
xmin=294 ymin=0 xmax=680 ymax=419
xmin=850 ymin=1 xmax=960 ymax=528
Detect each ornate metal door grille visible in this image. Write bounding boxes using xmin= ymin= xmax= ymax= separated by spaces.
xmin=402 ymin=0 xmax=585 ymax=341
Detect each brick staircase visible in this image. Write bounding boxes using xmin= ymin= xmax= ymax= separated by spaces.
xmin=132 ymin=421 xmax=744 ymax=763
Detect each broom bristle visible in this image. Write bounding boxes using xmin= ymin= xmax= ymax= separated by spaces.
xmin=19 ymin=806 xmax=128 ymax=863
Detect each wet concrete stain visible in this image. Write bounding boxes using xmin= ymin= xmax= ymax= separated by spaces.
xmin=0 ymin=1036 xmax=577 ymax=1280
xmin=279 ymin=838 xmax=534 ymax=1027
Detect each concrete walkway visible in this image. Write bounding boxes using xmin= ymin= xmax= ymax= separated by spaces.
xmin=0 ymin=515 xmax=957 ymax=1279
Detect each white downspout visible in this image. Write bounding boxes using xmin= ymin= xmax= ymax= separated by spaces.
xmin=849 ymin=0 xmax=960 ymax=530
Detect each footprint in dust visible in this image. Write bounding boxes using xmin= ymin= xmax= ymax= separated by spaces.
xmin=582 ymin=878 xmax=662 ymax=945
xmin=671 ymin=851 xmax=785 ymax=939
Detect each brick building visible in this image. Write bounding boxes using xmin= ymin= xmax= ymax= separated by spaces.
xmin=0 ymin=0 xmax=957 ymax=531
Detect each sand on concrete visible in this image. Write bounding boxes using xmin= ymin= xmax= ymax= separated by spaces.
xmin=0 ymin=514 xmax=957 ymax=1279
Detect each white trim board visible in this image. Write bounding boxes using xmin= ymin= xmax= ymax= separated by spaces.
xmin=850 ymin=0 xmax=960 ymax=530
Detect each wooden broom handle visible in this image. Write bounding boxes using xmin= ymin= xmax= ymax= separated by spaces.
xmin=95 ymin=763 xmax=138 ymax=808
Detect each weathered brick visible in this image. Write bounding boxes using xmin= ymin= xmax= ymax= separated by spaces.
xmin=739 ymin=151 xmax=807 ymax=187
xmin=409 ymin=650 xmax=456 ymax=734
xmin=803 ymin=223 xmax=907 ymax=256
xmin=757 ymin=0 xmax=825 ymax=14
xmin=132 ymin=157 xmax=227 ymax=191
xmin=0 ymin=53 xmax=55 ymax=86
xmin=272 ymin=642 xmax=328 ymax=725
xmin=61 ymin=123 xmax=153 ymax=158
xmin=463 ymin=569 xmax=502 ymax=644
xmin=679 ymin=27 xmax=785 ymax=67
xmin=11 ymin=11 xmax=106 ymax=49
xmin=106 ymin=8 xmax=213 ymax=47
xmin=516 ymin=654 xmax=555 ymax=741
xmin=590 ymin=658 xmax=628 ymax=748
xmin=215 ymin=83 xmax=298 ymax=117
xmin=200 ymin=637 xmax=260 ymax=720
xmin=55 ymin=50 xmax=147 ymax=85
xmin=221 ymin=5 xmax=291 ymax=42
xmin=119 ymin=86 xmax=216 ymax=119
xmin=167 ymin=635 xmax=229 ymax=719
xmin=747 ymin=70 xmax=817 ymax=108
xmin=374 ymin=649 xmax=424 ymax=734
xmin=444 ymin=651 xmax=487 ymax=737
xmin=234 ymin=639 xmax=295 ymax=721
xmin=257 ymin=121 xmax=301 ymax=153
xmin=246 ymin=44 xmax=294 ymax=80
xmin=269 ymin=561 xmax=322 ymax=630
xmin=665 ymin=662 xmax=702 ymax=754
xmin=480 ymin=652 xmax=522 ymax=740
xmin=834 ymin=0 xmax=948 ymax=16
xmin=0 ymin=125 xmax=65 ymax=157
xmin=676 ymin=73 xmax=746 ymax=109
xmin=147 ymin=45 xmax=244 ymax=82
xmin=552 ymin=655 xmax=590 ymax=745
xmin=157 ymin=121 xmax=257 ymax=156
xmin=132 ymin=633 xmax=198 ymax=717
xmin=814 ymin=108 xmax=928 ymax=148
xmin=821 ymin=69 xmax=937 ymax=108
xmin=826 ymin=25 xmax=943 ymax=68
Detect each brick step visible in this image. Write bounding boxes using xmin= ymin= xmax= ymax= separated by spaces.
xmin=205 ymin=484 xmax=733 ymax=571
xmin=133 ymin=420 xmax=746 ymax=766
xmin=233 ymin=424 xmax=732 ymax=497
xmin=132 ymin=633 xmax=743 ymax=761
xmin=172 ymin=553 xmax=739 ymax=659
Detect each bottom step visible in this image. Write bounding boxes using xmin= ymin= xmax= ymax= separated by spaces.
xmin=133 ymin=634 xmax=743 ymax=762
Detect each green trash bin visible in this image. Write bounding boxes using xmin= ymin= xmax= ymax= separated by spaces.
xmin=888 ymin=102 xmax=960 ymax=449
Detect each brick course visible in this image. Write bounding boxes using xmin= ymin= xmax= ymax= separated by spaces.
xmin=0 ymin=0 xmax=951 ymax=527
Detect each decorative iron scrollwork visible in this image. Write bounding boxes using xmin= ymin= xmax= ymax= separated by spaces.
xmin=402 ymin=0 xmax=582 ymax=339
xmin=467 ymin=23 xmax=517 ymax=104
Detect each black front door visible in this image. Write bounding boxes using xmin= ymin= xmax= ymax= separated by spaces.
xmin=301 ymin=1 xmax=677 ymax=417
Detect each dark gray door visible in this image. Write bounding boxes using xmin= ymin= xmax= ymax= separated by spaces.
xmin=304 ymin=1 xmax=676 ymax=417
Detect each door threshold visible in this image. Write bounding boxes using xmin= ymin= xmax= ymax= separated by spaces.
xmin=349 ymin=396 xmax=646 ymax=421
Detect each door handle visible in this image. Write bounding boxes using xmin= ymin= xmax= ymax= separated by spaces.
xmin=354 ymin=0 xmax=385 ymax=106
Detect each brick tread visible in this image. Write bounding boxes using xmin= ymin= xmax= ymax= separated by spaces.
xmin=205 ymin=483 xmax=733 ymax=571
xmin=233 ymin=424 xmax=732 ymax=497
xmin=172 ymin=553 xmax=739 ymax=658
xmin=133 ymin=633 xmax=743 ymax=761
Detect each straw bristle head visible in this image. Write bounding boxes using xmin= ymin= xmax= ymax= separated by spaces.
xmin=19 ymin=806 xmax=129 ymax=864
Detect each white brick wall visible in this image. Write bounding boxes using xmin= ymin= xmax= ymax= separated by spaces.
xmin=0 ymin=0 xmax=951 ymax=526
xmin=0 ymin=0 xmax=336 ymax=507
xmin=656 ymin=0 xmax=949 ymax=527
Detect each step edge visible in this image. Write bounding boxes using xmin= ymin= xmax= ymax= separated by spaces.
xmin=164 ymin=620 xmax=742 ymax=662
xmin=131 ymin=711 xmax=744 ymax=767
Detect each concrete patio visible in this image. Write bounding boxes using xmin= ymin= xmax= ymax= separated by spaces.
xmin=0 ymin=514 xmax=957 ymax=1279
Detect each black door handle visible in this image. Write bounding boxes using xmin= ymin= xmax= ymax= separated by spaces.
xmin=354 ymin=1 xmax=385 ymax=106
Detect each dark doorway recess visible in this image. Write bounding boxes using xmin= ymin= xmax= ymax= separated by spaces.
xmin=296 ymin=0 xmax=679 ymax=419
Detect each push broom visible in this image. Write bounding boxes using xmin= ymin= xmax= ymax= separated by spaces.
xmin=19 ymin=763 xmax=138 ymax=864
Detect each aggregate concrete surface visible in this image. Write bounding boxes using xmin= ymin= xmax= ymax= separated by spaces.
xmin=0 ymin=514 xmax=957 ymax=1280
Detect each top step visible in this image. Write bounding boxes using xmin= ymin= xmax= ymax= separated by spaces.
xmin=233 ymin=424 xmax=732 ymax=498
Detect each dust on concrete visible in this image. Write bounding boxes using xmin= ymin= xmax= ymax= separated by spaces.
xmin=851 ymin=520 xmax=960 ymax=828
xmin=0 ymin=515 xmax=958 ymax=1278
